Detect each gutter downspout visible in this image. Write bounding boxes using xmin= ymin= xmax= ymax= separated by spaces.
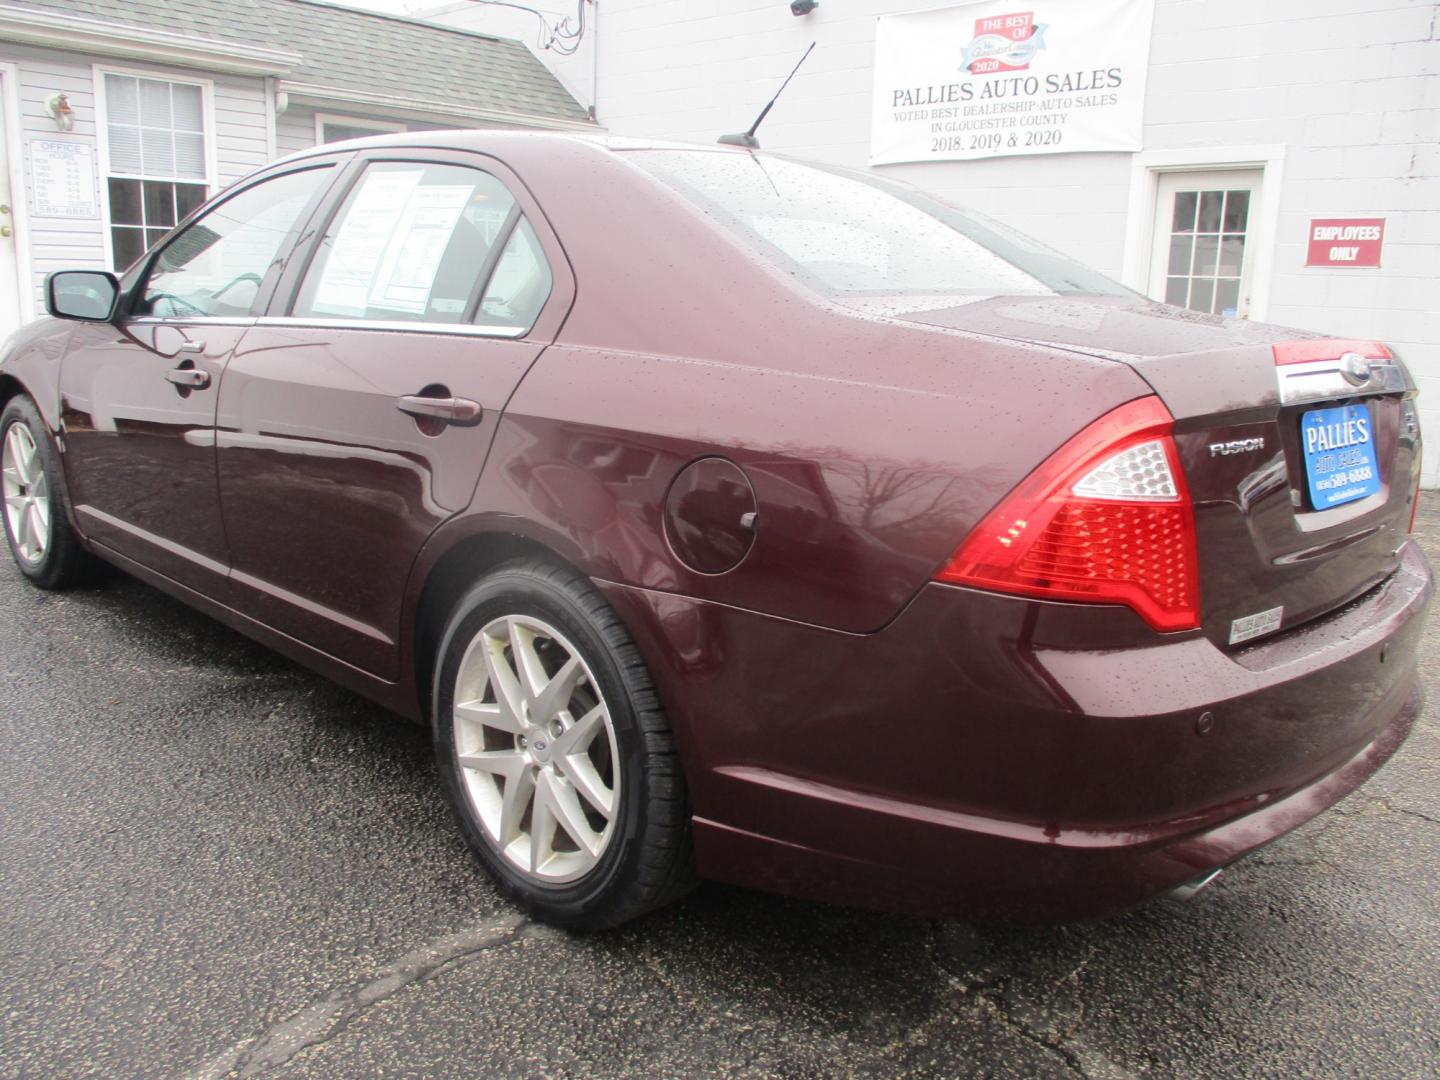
xmin=589 ymin=0 xmax=598 ymax=121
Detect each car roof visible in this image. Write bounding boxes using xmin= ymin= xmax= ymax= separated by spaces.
xmin=270 ymin=129 xmax=755 ymax=169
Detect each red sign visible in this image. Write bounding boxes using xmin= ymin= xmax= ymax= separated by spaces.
xmin=1306 ymin=218 xmax=1385 ymax=268
xmin=965 ymin=11 xmax=1043 ymax=74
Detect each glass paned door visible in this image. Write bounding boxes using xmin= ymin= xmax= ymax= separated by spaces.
xmin=1148 ymin=169 xmax=1262 ymax=318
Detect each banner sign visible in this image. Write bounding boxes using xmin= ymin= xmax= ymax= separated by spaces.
xmin=1306 ymin=218 xmax=1385 ymax=268
xmin=869 ymin=0 xmax=1157 ymax=165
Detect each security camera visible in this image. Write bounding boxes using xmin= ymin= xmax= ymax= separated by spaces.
xmin=790 ymin=0 xmax=818 ymax=15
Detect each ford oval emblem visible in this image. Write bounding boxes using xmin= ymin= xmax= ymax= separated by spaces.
xmin=1339 ymin=352 xmax=1372 ymax=386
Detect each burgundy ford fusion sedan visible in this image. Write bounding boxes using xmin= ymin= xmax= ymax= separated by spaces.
xmin=0 ymin=133 xmax=1428 ymax=929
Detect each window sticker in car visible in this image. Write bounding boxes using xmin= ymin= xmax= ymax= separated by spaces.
xmin=310 ymin=169 xmax=425 ymax=316
xmin=368 ymin=184 xmax=472 ymax=314
xmin=300 ymin=164 xmax=518 ymax=325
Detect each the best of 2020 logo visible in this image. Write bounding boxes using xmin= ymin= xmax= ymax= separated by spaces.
xmin=961 ymin=11 xmax=1050 ymax=74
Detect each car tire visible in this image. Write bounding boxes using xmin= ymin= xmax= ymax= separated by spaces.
xmin=432 ymin=559 xmax=695 ymax=930
xmin=1 ymin=395 xmax=98 ymax=589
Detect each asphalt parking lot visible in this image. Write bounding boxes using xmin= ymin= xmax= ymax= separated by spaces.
xmin=2 ymin=513 xmax=1437 ymax=1079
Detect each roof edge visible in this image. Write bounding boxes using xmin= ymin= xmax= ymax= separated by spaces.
xmin=277 ymin=80 xmax=598 ymax=131
xmin=289 ymin=0 xmax=509 ymax=46
xmin=0 ymin=2 xmax=300 ymax=76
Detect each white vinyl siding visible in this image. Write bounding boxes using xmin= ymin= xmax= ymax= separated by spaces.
xmin=0 ymin=40 xmax=274 ymax=300
xmin=213 ymin=78 xmax=270 ymax=180
xmin=275 ymin=107 xmax=318 ymax=158
xmin=10 ymin=45 xmax=105 ymax=301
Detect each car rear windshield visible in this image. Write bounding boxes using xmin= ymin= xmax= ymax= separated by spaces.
xmin=626 ymin=150 xmax=1132 ymax=299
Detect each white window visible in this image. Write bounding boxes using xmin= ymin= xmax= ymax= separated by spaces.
xmin=99 ymin=70 xmax=212 ymax=270
xmin=1123 ymin=146 xmax=1285 ymax=322
xmin=315 ymin=114 xmax=407 ymax=144
xmin=1147 ymin=170 xmax=1262 ymax=319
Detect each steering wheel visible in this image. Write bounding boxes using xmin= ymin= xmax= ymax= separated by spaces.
xmin=210 ymin=272 xmax=264 ymax=302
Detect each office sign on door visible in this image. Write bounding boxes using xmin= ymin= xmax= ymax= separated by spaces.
xmin=870 ymin=0 xmax=1156 ymax=165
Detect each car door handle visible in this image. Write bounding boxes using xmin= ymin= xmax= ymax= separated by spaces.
xmin=396 ymin=395 xmax=482 ymax=426
xmin=165 ymin=368 xmax=211 ymax=389
xmin=176 ymin=340 xmax=206 ymax=353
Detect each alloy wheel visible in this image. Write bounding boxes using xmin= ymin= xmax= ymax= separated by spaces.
xmin=2 ymin=422 xmax=50 ymax=565
xmin=452 ymin=614 xmax=621 ymax=884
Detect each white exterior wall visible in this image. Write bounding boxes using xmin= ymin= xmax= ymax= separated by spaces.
xmin=8 ymin=42 xmax=105 ymax=309
xmin=0 ymin=41 xmax=273 ymax=304
xmin=275 ymin=105 xmax=315 ymax=159
xmin=582 ymin=0 xmax=1440 ymax=484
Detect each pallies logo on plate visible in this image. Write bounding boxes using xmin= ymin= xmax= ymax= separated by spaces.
xmin=961 ymin=11 xmax=1049 ymax=75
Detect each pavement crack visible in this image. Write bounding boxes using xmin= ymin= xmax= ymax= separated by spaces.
xmin=1055 ymin=944 xmax=1097 ymax=990
xmin=1394 ymin=806 xmax=1440 ymax=826
xmin=186 ymin=913 xmax=540 ymax=1079
xmin=923 ymin=932 xmax=1130 ymax=1080
xmin=1376 ymin=797 xmax=1440 ymax=826
xmin=976 ymin=984 xmax=1092 ymax=1080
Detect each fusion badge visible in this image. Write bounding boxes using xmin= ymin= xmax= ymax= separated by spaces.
xmin=1209 ymin=436 xmax=1265 ymax=457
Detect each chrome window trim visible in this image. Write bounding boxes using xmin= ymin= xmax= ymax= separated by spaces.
xmin=253 ymin=316 xmax=529 ymax=339
xmin=126 ymin=316 xmax=257 ymax=327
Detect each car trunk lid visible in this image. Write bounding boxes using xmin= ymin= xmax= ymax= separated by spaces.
xmin=868 ymin=294 xmax=1423 ymax=647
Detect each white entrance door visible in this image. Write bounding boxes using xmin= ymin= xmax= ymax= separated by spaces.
xmin=0 ymin=72 xmax=21 ymax=341
xmin=1148 ymin=169 xmax=1263 ymax=319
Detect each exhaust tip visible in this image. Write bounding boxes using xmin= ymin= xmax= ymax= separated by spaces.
xmin=1166 ymin=868 xmax=1224 ymax=904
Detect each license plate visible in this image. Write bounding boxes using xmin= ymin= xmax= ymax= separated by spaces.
xmin=1300 ymin=403 xmax=1381 ymax=509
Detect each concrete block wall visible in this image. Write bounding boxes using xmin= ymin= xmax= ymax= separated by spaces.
xmin=546 ymin=0 xmax=1437 ymax=483
xmin=1145 ymin=1 xmax=1439 ymax=484
xmin=214 ymin=0 xmax=1440 ymax=482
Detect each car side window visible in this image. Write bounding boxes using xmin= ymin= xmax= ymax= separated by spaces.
xmin=293 ymin=162 xmax=518 ymax=325
xmin=140 ymin=167 xmax=334 ymax=319
xmin=478 ymin=218 xmax=552 ymax=332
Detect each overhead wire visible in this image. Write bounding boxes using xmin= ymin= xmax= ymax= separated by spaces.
xmin=459 ymin=0 xmax=588 ymax=55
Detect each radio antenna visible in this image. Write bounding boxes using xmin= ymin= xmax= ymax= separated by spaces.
xmin=718 ymin=42 xmax=815 ymax=149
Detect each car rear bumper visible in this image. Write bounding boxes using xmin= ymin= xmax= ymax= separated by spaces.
xmin=600 ymin=540 xmax=1431 ymax=922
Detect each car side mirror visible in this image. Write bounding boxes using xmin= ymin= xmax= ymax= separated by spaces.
xmin=46 ymin=270 xmax=120 ymax=322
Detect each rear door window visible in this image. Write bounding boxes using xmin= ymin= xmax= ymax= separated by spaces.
xmin=294 ymin=161 xmax=518 ymax=324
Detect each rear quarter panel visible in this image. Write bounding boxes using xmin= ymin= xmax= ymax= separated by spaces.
xmin=452 ymin=136 xmax=1154 ymax=631
xmin=475 ymin=333 xmax=1148 ymax=632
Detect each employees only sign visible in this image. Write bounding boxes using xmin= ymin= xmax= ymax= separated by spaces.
xmin=870 ymin=0 xmax=1157 ymax=165
xmin=1306 ymin=218 xmax=1386 ymax=268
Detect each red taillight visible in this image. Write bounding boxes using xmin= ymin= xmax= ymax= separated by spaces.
xmin=936 ymin=396 xmax=1200 ymax=632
